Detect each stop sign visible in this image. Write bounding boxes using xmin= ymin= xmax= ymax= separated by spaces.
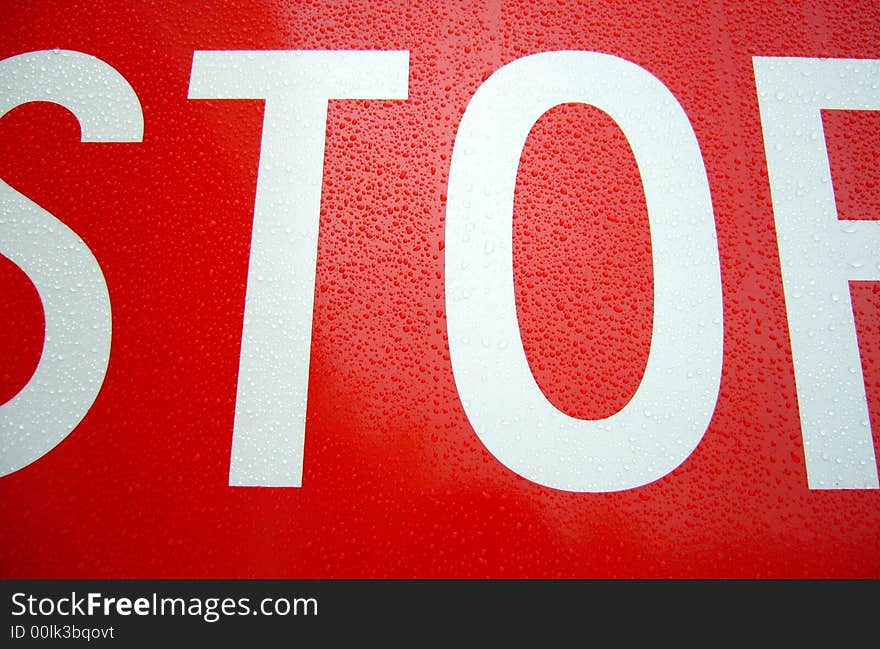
xmin=1 ymin=0 xmax=879 ymax=578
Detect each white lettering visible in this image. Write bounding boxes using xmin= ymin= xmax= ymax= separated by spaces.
xmin=188 ymin=50 xmax=409 ymax=486
xmin=445 ymin=51 xmax=723 ymax=491
xmin=754 ymin=56 xmax=880 ymax=488
xmin=0 ymin=50 xmax=143 ymax=477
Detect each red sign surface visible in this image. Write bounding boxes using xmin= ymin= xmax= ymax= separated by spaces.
xmin=2 ymin=0 xmax=879 ymax=578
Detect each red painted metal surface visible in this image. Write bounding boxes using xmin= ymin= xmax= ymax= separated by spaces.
xmin=1 ymin=0 xmax=878 ymax=577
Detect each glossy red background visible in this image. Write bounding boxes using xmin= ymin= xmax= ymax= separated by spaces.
xmin=1 ymin=0 xmax=879 ymax=578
